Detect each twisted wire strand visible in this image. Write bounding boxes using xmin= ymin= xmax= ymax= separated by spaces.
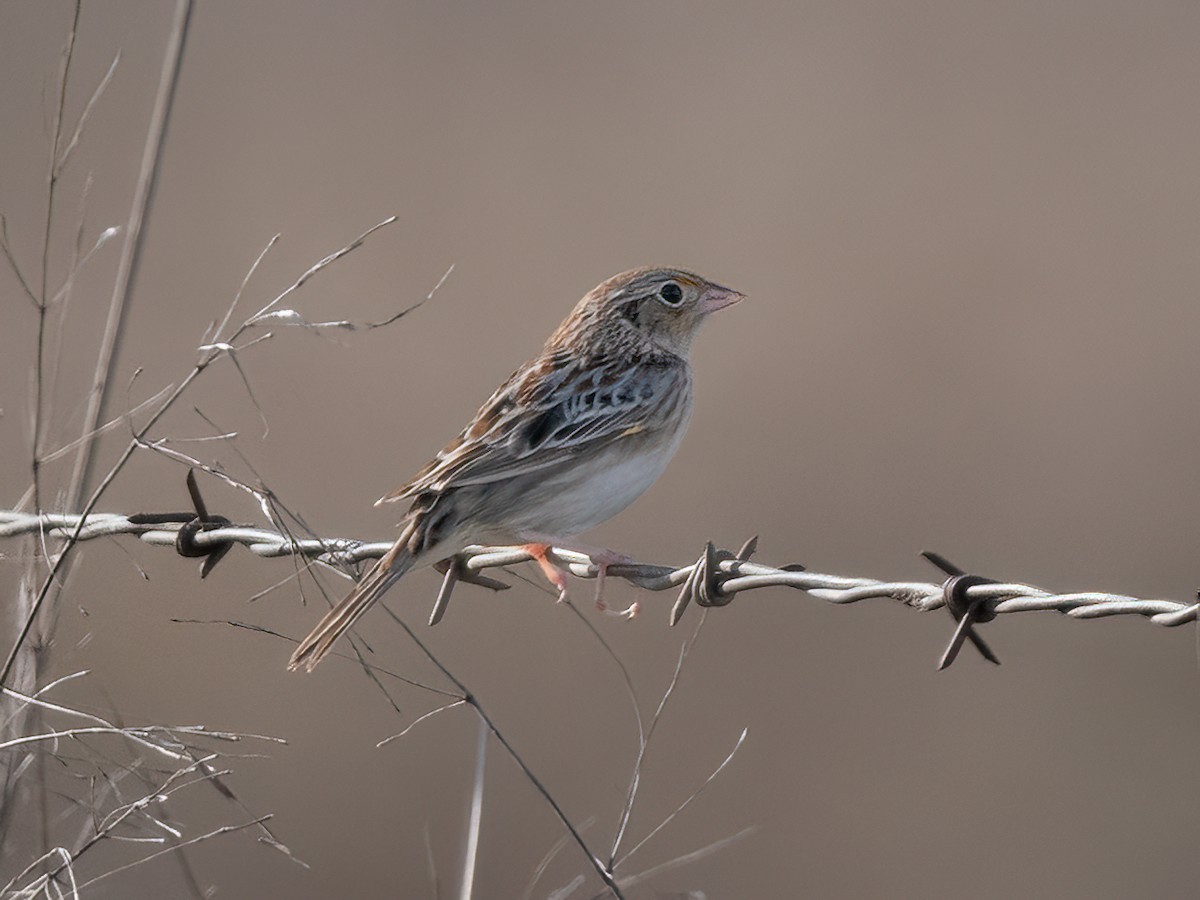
xmin=2 ymin=509 xmax=1197 ymax=628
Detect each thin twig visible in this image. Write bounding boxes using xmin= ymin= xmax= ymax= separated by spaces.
xmin=376 ymin=700 xmax=468 ymax=747
xmin=375 ymin=605 xmax=626 ymax=900
xmin=523 ymin=817 xmax=598 ymax=900
xmin=611 ymin=826 xmax=756 ymax=895
xmin=609 ymin=614 xmax=707 ymax=868
xmin=0 ymin=214 xmax=39 ymax=305
xmin=0 ymin=725 xmax=284 ymax=753
xmin=39 ymin=386 xmax=172 ymax=463
xmin=54 ymin=51 xmax=121 ymax=177
xmin=245 ymin=215 xmax=399 ymax=324
xmin=32 ymin=0 xmax=82 ymax=511
xmin=18 ymin=0 xmax=83 ymax=862
xmin=615 ymin=728 xmax=748 ymax=869
xmin=69 ymin=816 xmax=272 ymax=893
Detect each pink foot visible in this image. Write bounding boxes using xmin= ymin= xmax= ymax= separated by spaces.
xmin=588 ymin=550 xmax=637 ymax=617
xmin=523 ymin=543 xmax=570 ymax=602
xmin=519 ymin=536 xmax=638 ymax=618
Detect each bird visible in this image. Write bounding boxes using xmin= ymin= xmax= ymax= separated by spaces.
xmin=288 ymin=266 xmax=744 ymax=671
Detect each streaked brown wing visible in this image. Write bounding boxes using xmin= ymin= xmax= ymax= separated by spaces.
xmin=376 ymin=353 xmax=686 ymax=504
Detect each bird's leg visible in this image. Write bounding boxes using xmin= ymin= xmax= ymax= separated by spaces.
xmin=523 ymin=543 xmax=570 ymax=602
xmin=519 ymin=532 xmax=638 ymax=616
xmin=587 ymin=547 xmax=639 ymax=618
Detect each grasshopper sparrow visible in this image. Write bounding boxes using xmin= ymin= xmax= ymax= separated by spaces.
xmin=289 ymin=266 xmax=743 ymax=671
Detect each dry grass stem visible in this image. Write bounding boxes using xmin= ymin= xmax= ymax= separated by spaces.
xmin=612 ymin=826 xmax=757 ymax=895
xmin=615 ymin=728 xmax=748 ymax=870
xmin=376 ymin=700 xmax=469 ymax=748
xmin=609 ymin=614 xmax=706 ymax=868
xmin=458 ymin=715 xmax=488 ymax=900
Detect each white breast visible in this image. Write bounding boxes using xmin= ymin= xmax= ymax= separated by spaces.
xmin=503 ymin=430 xmax=686 ymax=538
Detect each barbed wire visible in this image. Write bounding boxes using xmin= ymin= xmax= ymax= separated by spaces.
xmin=4 ymin=504 xmax=1198 ymax=666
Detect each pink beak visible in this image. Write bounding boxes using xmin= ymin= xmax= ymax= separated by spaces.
xmin=696 ymin=283 xmax=746 ymax=314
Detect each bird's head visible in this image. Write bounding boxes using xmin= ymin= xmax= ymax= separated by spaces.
xmin=560 ymin=266 xmax=745 ymax=357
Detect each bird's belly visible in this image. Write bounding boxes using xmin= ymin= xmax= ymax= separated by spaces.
xmin=500 ymin=443 xmax=678 ymax=538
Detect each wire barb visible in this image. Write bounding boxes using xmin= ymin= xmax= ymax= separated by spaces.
xmin=923 ymin=552 xmax=1002 ymax=670
xmin=176 ymin=469 xmax=235 ymax=577
xmin=670 ymin=535 xmax=766 ymax=626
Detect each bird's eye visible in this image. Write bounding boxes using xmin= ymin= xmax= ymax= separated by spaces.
xmin=658 ymin=282 xmax=684 ymax=306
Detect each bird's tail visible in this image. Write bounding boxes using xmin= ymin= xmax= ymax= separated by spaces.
xmin=288 ymin=540 xmax=415 ymax=672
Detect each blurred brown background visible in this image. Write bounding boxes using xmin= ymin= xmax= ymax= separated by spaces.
xmin=3 ymin=1 xmax=1200 ymax=897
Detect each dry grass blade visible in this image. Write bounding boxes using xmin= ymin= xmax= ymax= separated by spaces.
xmin=615 ymin=727 xmax=748 ymax=870
xmin=2 ymin=682 xmax=189 ymax=763
xmin=522 ymin=816 xmax=598 ymax=900
xmin=424 ymin=823 xmax=441 ymax=900
xmin=212 ymin=233 xmax=280 ymax=342
xmin=40 ymin=0 xmax=81 ymax=299
xmin=2 ymin=846 xmax=76 ymax=899
xmin=30 ymin=0 xmax=82 ymax=512
xmin=9 ymin=2 xmax=84 ymax=853
xmin=608 ymin=614 xmax=706 ymax=868
xmin=45 ymin=224 xmax=120 ymax=309
xmin=176 ymin=618 xmax=458 ymax=698
xmin=0 ymin=724 xmax=285 ymax=753
xmin=458 ymin=716 xmax=487 ymax=900
xmin=613 ymin=826 xmax=756 ymax=894
xmin=217 ymin=341 xmax=272 ymax=437
xmin=67 ymin=0 xmax=191 ymax=509
xmin=374 ymin=605 xmax=626 ymax=899
xmin=246 ymin=215 xmax=400 ymax=324
xmin=39 ymin=386 xmax=172 ymax=463
xmin=376 ymin=700 xmax=467 ymax=747
xmin=559 ymin=596 xmax=646 ymax=772
xmin=0 ymin=213 xmax=39 ymax=306
xmin=54 ymin=51 xmax=121 ymax=177
xmin=548 ymin=874 xmax=587 ymax=900
xmin=91 ymin=754 xmax=220 ymax=838
xmin=1 ymin=672 xmax=287 ymax=893
xmin=69 ymin=816 xmax=272 ymax=893
xmin=1 ymin=670 xmax=89 ymax=718
xmin=247 ymin=260 xmax=454 ymax=333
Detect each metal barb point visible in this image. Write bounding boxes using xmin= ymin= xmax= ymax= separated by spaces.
xmin=175 ymin=469 xmax=234 ymax=577
xmin=671 ymin=539 xmax=752 ymax=626
xmin=429 ymin=562 xmax=459 ymax=626
xmin=923 ymin=553 xmax=1002 ymax=671
xmin=428 ymin=555 xmax=511 ymax=626
xmin=736 ymin=535 xmax=759 ymax=562
xmin=670 ymin=566 xmax=697 ymax=627
xmin=921 ymin=550 xmax=965 ymax=578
